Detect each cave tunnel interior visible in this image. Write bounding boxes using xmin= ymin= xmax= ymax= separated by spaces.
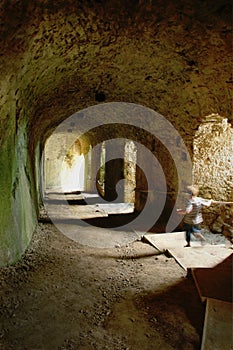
xmin=0 ymin=0 xmax=232 ymax=266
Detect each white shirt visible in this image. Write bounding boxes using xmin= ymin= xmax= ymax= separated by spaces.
xmin=184 ymin=196 xmax=211 ymax=225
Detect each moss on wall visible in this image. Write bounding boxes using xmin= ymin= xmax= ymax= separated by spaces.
xmin=0 ymin=121 xmax=37 ymax=266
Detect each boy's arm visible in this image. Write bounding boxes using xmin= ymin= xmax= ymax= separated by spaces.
xmin=201 ymin=198 xmax=212 ymax=207
xmin=212 ymin=200 xmax=233 ymax=204
xmin=177 ymin=202 xmax=193 ymax=215
xmin=176 ymin=209 xmax=186 ymax=214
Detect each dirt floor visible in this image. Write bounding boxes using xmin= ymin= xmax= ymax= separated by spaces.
xmin=0 ymin=220 xmax=230 ymax=350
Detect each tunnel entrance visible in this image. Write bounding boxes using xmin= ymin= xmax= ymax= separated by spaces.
xmin=41 ymin=102 xmax=193 ymax=247
xmin=43 ymin=135 xmax=140 ymax=230
xmin=44 ymin=135 xmax=137 ymax=204
xmin=95 ymin=139 xmax=137 ymax=204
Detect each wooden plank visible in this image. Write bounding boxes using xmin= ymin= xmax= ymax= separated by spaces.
xmin=143 ymin=232 xmax=232 ymax=271
xmin=46 ymin=203 xmax=109 ymax=220
xmin=201 ymin=298 xmax=233 ymax=350
xmin=192 ymin=254 xmax=233 ymax=303
xmin=46 ymin=191 xmax=134 ymax=219
xmin=143 ymin=232 xmax=186 ymax=253
xmin=95 ymin=203 xmax=134 ymax=214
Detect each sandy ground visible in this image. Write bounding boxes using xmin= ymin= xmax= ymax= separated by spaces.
xmin=0 ymin=221 xmax=230 ymax=350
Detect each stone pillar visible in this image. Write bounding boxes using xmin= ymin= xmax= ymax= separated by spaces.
xmin=84 ymin=147 xmax=92 ymax=192
xmin=135 ymin=147 xmax=150 ymax=212
xmin=135 ymin=145 xmax=166 ymax=213
xmin=104 ymin=139 xmax=125 ymax=202
xmin=89 ymin=144 xmax=102 ymax=193
xmin=124 ymin=141 xmax=137 ymax=203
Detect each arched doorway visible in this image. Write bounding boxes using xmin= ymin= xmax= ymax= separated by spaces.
xmin=41 ymin=102 xmax=192 ymax=247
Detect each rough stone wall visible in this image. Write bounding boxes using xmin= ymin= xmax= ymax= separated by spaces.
xmin=0 ymin=0 xmax=232 ymax=265
xmin=193 ymin=114 xmax=233 ymax=199
xmin=193 ymin=114 xmax=233 ymax=239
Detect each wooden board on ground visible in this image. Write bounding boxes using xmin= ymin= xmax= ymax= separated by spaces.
xmin=143 ymin=232 xmax=186 ymax=252
xmin=201 ymin=298 xmax=233 ymax=350
xmin=192 ymin=254 xmax=232 ymax=303
xmin=46 ymin=203 xmax=109 ymax=220
xmin=143 ymin=232 xmax=232 ymax=270
xmin=47 ymin=203 xmax=134 ymax=219
xmin=45 ymin=192 xmax=134 ymax=219
xmin=95 ymin=203 xmax=134 ymax=214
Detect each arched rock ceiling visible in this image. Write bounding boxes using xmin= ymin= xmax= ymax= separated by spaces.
xmin=0 ymin=0 xmax=232 ymax=149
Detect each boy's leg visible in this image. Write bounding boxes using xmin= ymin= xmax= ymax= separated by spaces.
xmin=192 ymin=225 xmax=206 ymax=242
xmin=184 ymin=224 xmax=191 ymax=247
